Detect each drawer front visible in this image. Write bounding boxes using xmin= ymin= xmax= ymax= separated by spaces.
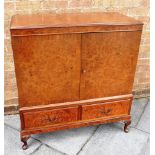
xmin=82 ymin=100 xmax=131 ymax=120
xmin=23 ymin=106 xmax=78 ymax=129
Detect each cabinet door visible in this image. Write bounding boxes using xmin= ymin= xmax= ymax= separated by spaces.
xmin=80 ymin=31 xmax=142 ymax=100
xmin=12 ymin=34 xmax=81 ymax=107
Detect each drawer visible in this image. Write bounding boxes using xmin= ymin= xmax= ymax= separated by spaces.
xmin=23 ymin=106 xmax=78 ymax=129
xmin=82 ymin=100 xmax=131 ymax=120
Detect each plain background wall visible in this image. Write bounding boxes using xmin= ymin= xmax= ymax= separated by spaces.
xmin=4 ymin=0 xmax=150 ymax=113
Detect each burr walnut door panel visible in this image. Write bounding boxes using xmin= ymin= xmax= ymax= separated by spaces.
xmin=80 ymin=31 xmax=142 ymax=100
xmin=12 ymin=34 xmax=81 ymax=107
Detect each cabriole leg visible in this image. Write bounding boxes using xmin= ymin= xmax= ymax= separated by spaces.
xmin=124 ymin=120 xmax=131 ymax=133
xmin=21 ymin=135 xmax=30 ymax=150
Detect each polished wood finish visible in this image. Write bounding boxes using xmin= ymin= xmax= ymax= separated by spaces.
xmin=21 ymin=115 xmax=131 ymax=136
xmin=10 ymin=12 xmax=143 ymax=149
xmin=11 ymin=12 xmax=142 ymax=29
xmin=20 ymin=94 xmax=133 ymax=112
xmin=80 ymin=31 xmax=142 ymax=99
xmin=82 ymin=100 xmax=131 ymax=120
xmin=10 ymin=12 xmax=142 ymax=36
xmin=12 ymin=34 xmax=81 ymax=107
xmin=11 ymin=25 xmax=142 ymax=36
xmin=20 ymin=95 xmax=132 ymax=132
xmin=23 ymin=106 xmax=78 ymax=129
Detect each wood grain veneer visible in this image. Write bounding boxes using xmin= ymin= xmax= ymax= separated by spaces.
xmin=12 ymin=34 xmax=81 ymax=107
xmin=23 ymin=106 xmax=78 ymax=129
xmin=80 ymin=31 xmax=142 ymax=99
xmin=10 ymin=12 xmax=143 ymax=150
xmin=82 ymin=100 xmax=131 ymax=120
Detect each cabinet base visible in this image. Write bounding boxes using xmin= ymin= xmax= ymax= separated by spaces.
xmin=20 ymin=94 xmax=133 ymax=150
xmin=21 ymin=115 xmax=131 ymax=150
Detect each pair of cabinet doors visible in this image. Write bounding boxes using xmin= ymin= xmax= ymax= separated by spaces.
xmin=12 ymin=31 xmax=141 ymax=107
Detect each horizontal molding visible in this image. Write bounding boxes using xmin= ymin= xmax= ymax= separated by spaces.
xmin=21 ymin=115 xmax=131 ymax=136
xmin=20 ymin=94 xmax=133 ymax=112
xmin=4 ymin=89 xmax=150 ymax=114
xmin=11 ymin=25 xmax=143 ymax=36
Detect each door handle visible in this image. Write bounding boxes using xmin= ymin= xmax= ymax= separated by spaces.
xmin=82 ymin=69 xmax=86 ymax=74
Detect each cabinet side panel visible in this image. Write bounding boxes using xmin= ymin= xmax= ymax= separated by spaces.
xmin=80 ymin=31 xmax=142 ymax=100
xmin=12 ymin=34 xmax=81 ymax=107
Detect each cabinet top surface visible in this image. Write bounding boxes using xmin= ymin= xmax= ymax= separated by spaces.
xmin=11 ymin=12 xmax=143 ymax=30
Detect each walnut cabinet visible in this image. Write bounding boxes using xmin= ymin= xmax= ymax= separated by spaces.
xmin=10 ymin=12 xmax=143 ymax=149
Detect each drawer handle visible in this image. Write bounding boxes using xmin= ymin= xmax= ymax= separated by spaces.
xmin=44 ymin=115 xmax=58 ymax=122
xmin=99 ymin=108 xmax=112 ymax=115
xmin=48 ymin=116 xmax=58 ymax=122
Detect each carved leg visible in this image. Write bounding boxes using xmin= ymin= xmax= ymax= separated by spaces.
xmin=124 ymin=121 xmax=131 ymax=133
xmin=21 ymin=135 xmax=30 ymax=150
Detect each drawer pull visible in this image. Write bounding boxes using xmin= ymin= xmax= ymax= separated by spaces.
xmin=48 ymin=116 xmax=58 ymax=122
xmin=44 ymin=115 xmax=59 ymax=122
xmin=99 ymin=108 xmax=112 ymax=115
